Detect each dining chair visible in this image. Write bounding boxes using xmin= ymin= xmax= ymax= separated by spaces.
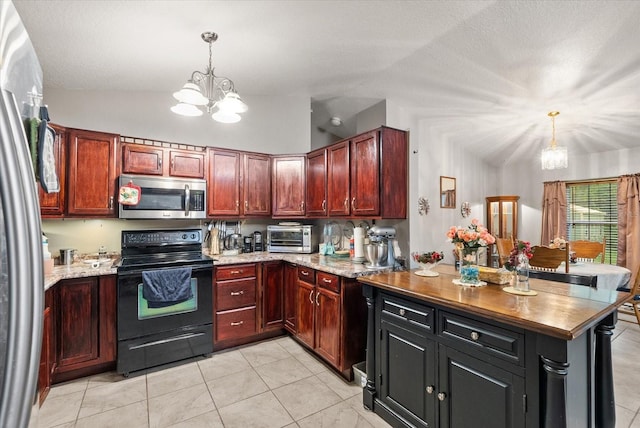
xmin=528 ymin=270 xmax=597 ymax=287
xmin=529 ymin=245 xmax=569 ymax=273
xmin=627 ymin=266 xmax=640 ymax=326
xmin=570 ymin=238 xmax=606 ymax=263
xmin=495 ymin=237 xmax=514 ymax=267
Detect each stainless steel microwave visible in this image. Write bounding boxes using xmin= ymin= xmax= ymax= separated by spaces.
xmin=118 ymin=174 xmax=206 ymax=219
xmin=267 ymin=225 xmax=318 ymax=254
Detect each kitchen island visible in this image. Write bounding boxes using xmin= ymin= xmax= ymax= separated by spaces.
xmin=358 ymin=265 xmax=628 ymax=428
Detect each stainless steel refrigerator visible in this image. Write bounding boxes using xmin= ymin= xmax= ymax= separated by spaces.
xmin=0 ymin=1 xmax=45 ymax=427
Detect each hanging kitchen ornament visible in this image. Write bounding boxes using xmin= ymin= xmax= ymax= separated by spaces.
xmin=460 ymin=202 xmax=471 ymax=218
xmin=418 ymin=197 xmax=429 ymax=216
xmin=118 ymin=180 xmax=141 ymax=205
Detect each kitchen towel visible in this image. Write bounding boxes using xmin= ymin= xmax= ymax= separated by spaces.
xmin=354 ymin=227 xmax=365 ymax=258
xmin=142 ymin=267 xmax=193 ymax=308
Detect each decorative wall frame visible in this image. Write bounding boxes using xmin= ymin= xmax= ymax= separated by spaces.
xmin=418 ymin=197 xmax=430 ymax=216
xmin=460 ymin=201 xmax=471 ymax=218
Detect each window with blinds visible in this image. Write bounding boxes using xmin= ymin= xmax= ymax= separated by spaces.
xmin=566 ymin=180 xmax=618 ymax=264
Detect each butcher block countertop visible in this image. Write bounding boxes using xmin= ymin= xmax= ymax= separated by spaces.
xmin=358 ymin=264 xmax=629 ymax=340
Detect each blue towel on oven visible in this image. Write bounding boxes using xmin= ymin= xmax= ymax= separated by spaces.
xmin=142 ymin=267 xmax=193 ymax=308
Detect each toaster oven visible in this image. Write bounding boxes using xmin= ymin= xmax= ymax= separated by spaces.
xmin=267 ymin=225 xmax=318 ymax=254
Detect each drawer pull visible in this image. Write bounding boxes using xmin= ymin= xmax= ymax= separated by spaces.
xmin=230 ymin=321 xmax=244 ymax=326
xmin=230 ymin=270 xmax=242 ymax=275
xmin=399 ymin=308 xmax=406 ymax=316
xmin=471 ymin=331 xmax=480 ymax=341
xmin=230 ymin=290 xmax=244 ymax=296
xmin=322 ymin=278 xmax=333 ymax=284
xmin=309 ymin=289 xmax=314 ymax=304
xmin=426 ymin=385 xmax=434 ymax=394
xmin=438 ymin=392 xmax=446 ymax=401
xmin=301 ymin=271 xmax=309 ymax=276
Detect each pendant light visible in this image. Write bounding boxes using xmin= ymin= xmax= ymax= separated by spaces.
xmin=541 ymin=111 xmax=568 ymax=170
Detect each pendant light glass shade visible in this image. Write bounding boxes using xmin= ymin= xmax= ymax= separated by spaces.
xmin=216 ymin=91 xmax=248 ymax=114
xmin=173 ymin=82 xmax=208 ymax=106
xmin=540 ymin=111 xmax=567 ymax=170
xmin=212 ymin=110 xmax=241 ymax=123
xmin=170 ymin=102 xmax=204 ymax=117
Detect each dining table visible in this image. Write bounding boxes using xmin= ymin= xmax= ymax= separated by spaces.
xmin=562 ymin=261 xmax=631 ymax=291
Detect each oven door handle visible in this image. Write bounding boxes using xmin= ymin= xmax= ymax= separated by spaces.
xmin=117 ymin=263 xmax=212 ymax=277
xmin=184 ymin=184 xmax=190 ymax=217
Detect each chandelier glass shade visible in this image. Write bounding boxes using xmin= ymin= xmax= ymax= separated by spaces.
xmin=171 ymin=32 xmax=247 ymax=123
xmin=541 ymin=111 xmax=568 ymax=170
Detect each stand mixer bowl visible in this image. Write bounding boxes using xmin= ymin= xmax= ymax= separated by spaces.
xmin=365 ymin=242 xmax=388 ymax=267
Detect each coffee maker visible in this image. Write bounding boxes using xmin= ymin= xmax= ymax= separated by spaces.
xmin=365 ymin=226 xmax=397 ymax=268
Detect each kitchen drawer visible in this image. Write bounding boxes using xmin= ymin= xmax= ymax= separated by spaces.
xmin=297 ymin=266 xmax=315 ymax=284
xmin=316 ymin=271 xmax=340 ymax=293
xmin=381 ymin=294 xmax=434 ymax=333
xmin=216 ymin=278 xmax=256 ymax=311
xmin=215 ymin=306 xmax=257 ymax=342
xmin=215 ymin=264 xmax=256 ymax=281
xmin=439 ymin=311 xmax=523 ymax=364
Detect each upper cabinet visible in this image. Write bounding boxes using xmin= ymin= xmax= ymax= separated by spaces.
xmin=66 ymin=128 xmax=119 ymax=217
xmin=486 ymin=195 xmax=519 ymax=240
xmin=272 ymin=155 xmax=306 ymax=218
xmin=313 ymin=126 xmax=408 ymax=219
xmin=207 ymin=149 xmax=271 ymax=218
xmin=39 ymin=124 xmax=66 ymax=218
xmin=306 ymin=148 xmax=328 ymax=217
xmin=121 ymin=140 xmax=206 ymax=179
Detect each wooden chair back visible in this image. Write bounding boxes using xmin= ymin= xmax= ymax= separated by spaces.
xmin=627 ymin=265 xmax=640 ymax=326
xmin=570 ymin=238 xmax=606 ymax=263
xmin=495 ymin=237 xmax=514 ymax=267
xmin=529 ymin=246 xmax=569 ymax=273
xmin=528 ymin=270 xmax=597 ymax=288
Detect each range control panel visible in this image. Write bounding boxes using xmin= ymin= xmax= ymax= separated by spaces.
xmin=122 ymin=229 xmax=201 ymax=248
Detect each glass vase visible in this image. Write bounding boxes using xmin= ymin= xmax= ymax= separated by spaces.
xmin=458 ymin=247 xmax=480 ymax=285
xmin=515 ymin=252 xmax=530 ymax=292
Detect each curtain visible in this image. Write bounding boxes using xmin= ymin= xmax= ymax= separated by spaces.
xmin=617 ymin=174 xmax=640 ymax=288
xmin=541 ymin=181 xmax=567 ymax=246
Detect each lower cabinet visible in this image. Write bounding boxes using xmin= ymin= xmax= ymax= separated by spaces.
xmin=38 ymin=288 xmax=56 ymax=405
xmin=283 ymin=263 xmax=297 ymax=333
xmin=261 ymin=261 xmax=284 ymax=331
xmin=52 ymin=275 xmax=117 ymax=384
xmin=373 ymin=292 xmax=526 ymax=428
xmin=294 ymin=266 xmax=367 ymax=379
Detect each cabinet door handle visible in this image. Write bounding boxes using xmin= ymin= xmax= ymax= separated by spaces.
xmin=351 ymin=197 xmax=356 ymax=210
xmin=322 ymin=200 xmax=326 ymax=212
xmin=108 ymin=196 xmax=114 ymax=210
xmin=322 ymin=278 xmax=332 ymax=284
xmin=158 ymin=158 xmax=162 ymax=169
xmin=315 ymin=291 xmax=320 ymax=306
xmin=230 ymin=290 xmax=244 ymax=296
xmin=309 ymin=289 xmax=314 ymax=304
xmin=171 ymin=158 xmax=175 ymax=170
xmin=301 ymin=271 xmax=309 ymax=276
xmin=236 ymin=200 xmax=239 ymax=209
xmin=471 ymin=331 xmax=480 ymax=341
xmin=230 ymin=321 xmax=244 ymax=326
xmin=344 ymin=198 xmax=349 ymax=209
xmin=244 ymin=200 xmax=248 ymax=210
xmin=438 ymin=392 xmax=446 ymax=401
xmin=426 ymin=385 xmax=434 ymax=394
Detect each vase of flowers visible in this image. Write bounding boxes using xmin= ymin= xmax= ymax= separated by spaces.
xmin=504 ymin=240 xmax=534 ymax=292
xmin=412 ymin=251 xmax=444 ymax=277
xmin=447 ymin=219 xmax=495 ymax=285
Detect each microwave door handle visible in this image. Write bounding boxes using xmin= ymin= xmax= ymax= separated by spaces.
xmin=184 ymin=184 xmax=190 ymax=216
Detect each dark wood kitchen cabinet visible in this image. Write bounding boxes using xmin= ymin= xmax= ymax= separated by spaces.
xmin=326 ymin=140 xmax=350 ymax=217
xmin=294 ymin=267 xmax=367 ymax=379
xmin=350 ymin=131 xmax=379 ymax=217
xmin=213 ymin=264 xmax=258 ymax=344
xmin=38 ymin=124 xmax=66 ymax=218
xmin=52 ymin=275 xmax=116 ymax=384
xmin=66 ymin=128 xmax=119 ymax=217
xmin=261 ymin=261 xmax=284 ymax=331
xmin=305 ymin=148 xmax=328 ymax=217
xmin=272 ymin=155 xmax=306 ymax=217
xmin=207 ymin=149 xmax=271 ymax=217
xmin=121 ymin=142 xmax=206 ymax=178
xmin=283 ymin=263 xmax=298 ymax=333
xmin=38 ymin=288 xmax=55 ymax=405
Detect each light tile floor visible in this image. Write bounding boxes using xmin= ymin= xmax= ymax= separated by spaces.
xmin=37 ymin=318 xmax=640 ymax=428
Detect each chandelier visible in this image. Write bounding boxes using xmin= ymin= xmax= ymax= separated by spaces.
xmin=541 ymin=111 xmax=568 ymax=170
xmin=171 ymin=32 xmax=247 ymax=123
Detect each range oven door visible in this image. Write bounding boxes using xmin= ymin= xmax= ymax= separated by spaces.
xmin=116 ymin=264 xmax=213 ymax=375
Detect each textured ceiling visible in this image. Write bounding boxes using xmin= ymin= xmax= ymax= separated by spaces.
xmin=13 ymin=0 xmax=640 ymax=166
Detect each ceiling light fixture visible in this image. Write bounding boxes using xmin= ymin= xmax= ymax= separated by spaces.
xmin=171 ymin=31 xmax=247 ymax=123
xmin=541 ymin=111 xmax=568 ymax=170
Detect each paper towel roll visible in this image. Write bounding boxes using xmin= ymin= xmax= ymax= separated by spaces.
xmin=354 ymin=227 xmax=365 ymax=258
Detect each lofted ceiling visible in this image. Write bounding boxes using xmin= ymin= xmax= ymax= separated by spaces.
xmin=13 ymin=0 xmax=640 ymax=166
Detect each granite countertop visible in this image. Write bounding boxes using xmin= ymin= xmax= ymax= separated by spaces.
xmin=44 ymin=252 xmax=392 ymax=290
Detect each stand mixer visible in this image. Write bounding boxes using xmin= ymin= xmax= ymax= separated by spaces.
xmin=365 ymin=226 xmax=397 ymax=269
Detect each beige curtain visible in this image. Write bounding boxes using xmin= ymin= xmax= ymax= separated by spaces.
xmin=541 ymin=181 xmax=567 ymax=246
xmin=618 ymin=174 xmax=640 ymax=287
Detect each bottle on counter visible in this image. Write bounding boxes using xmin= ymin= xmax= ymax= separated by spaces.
xmin=43 ymin=233 xmax=53 ymax=274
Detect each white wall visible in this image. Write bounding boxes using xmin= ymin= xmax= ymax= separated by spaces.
xmin=45 ymin=88 xmax=311 ymax=154
xmin=501 ymin=147 xmax=640 ymax=246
